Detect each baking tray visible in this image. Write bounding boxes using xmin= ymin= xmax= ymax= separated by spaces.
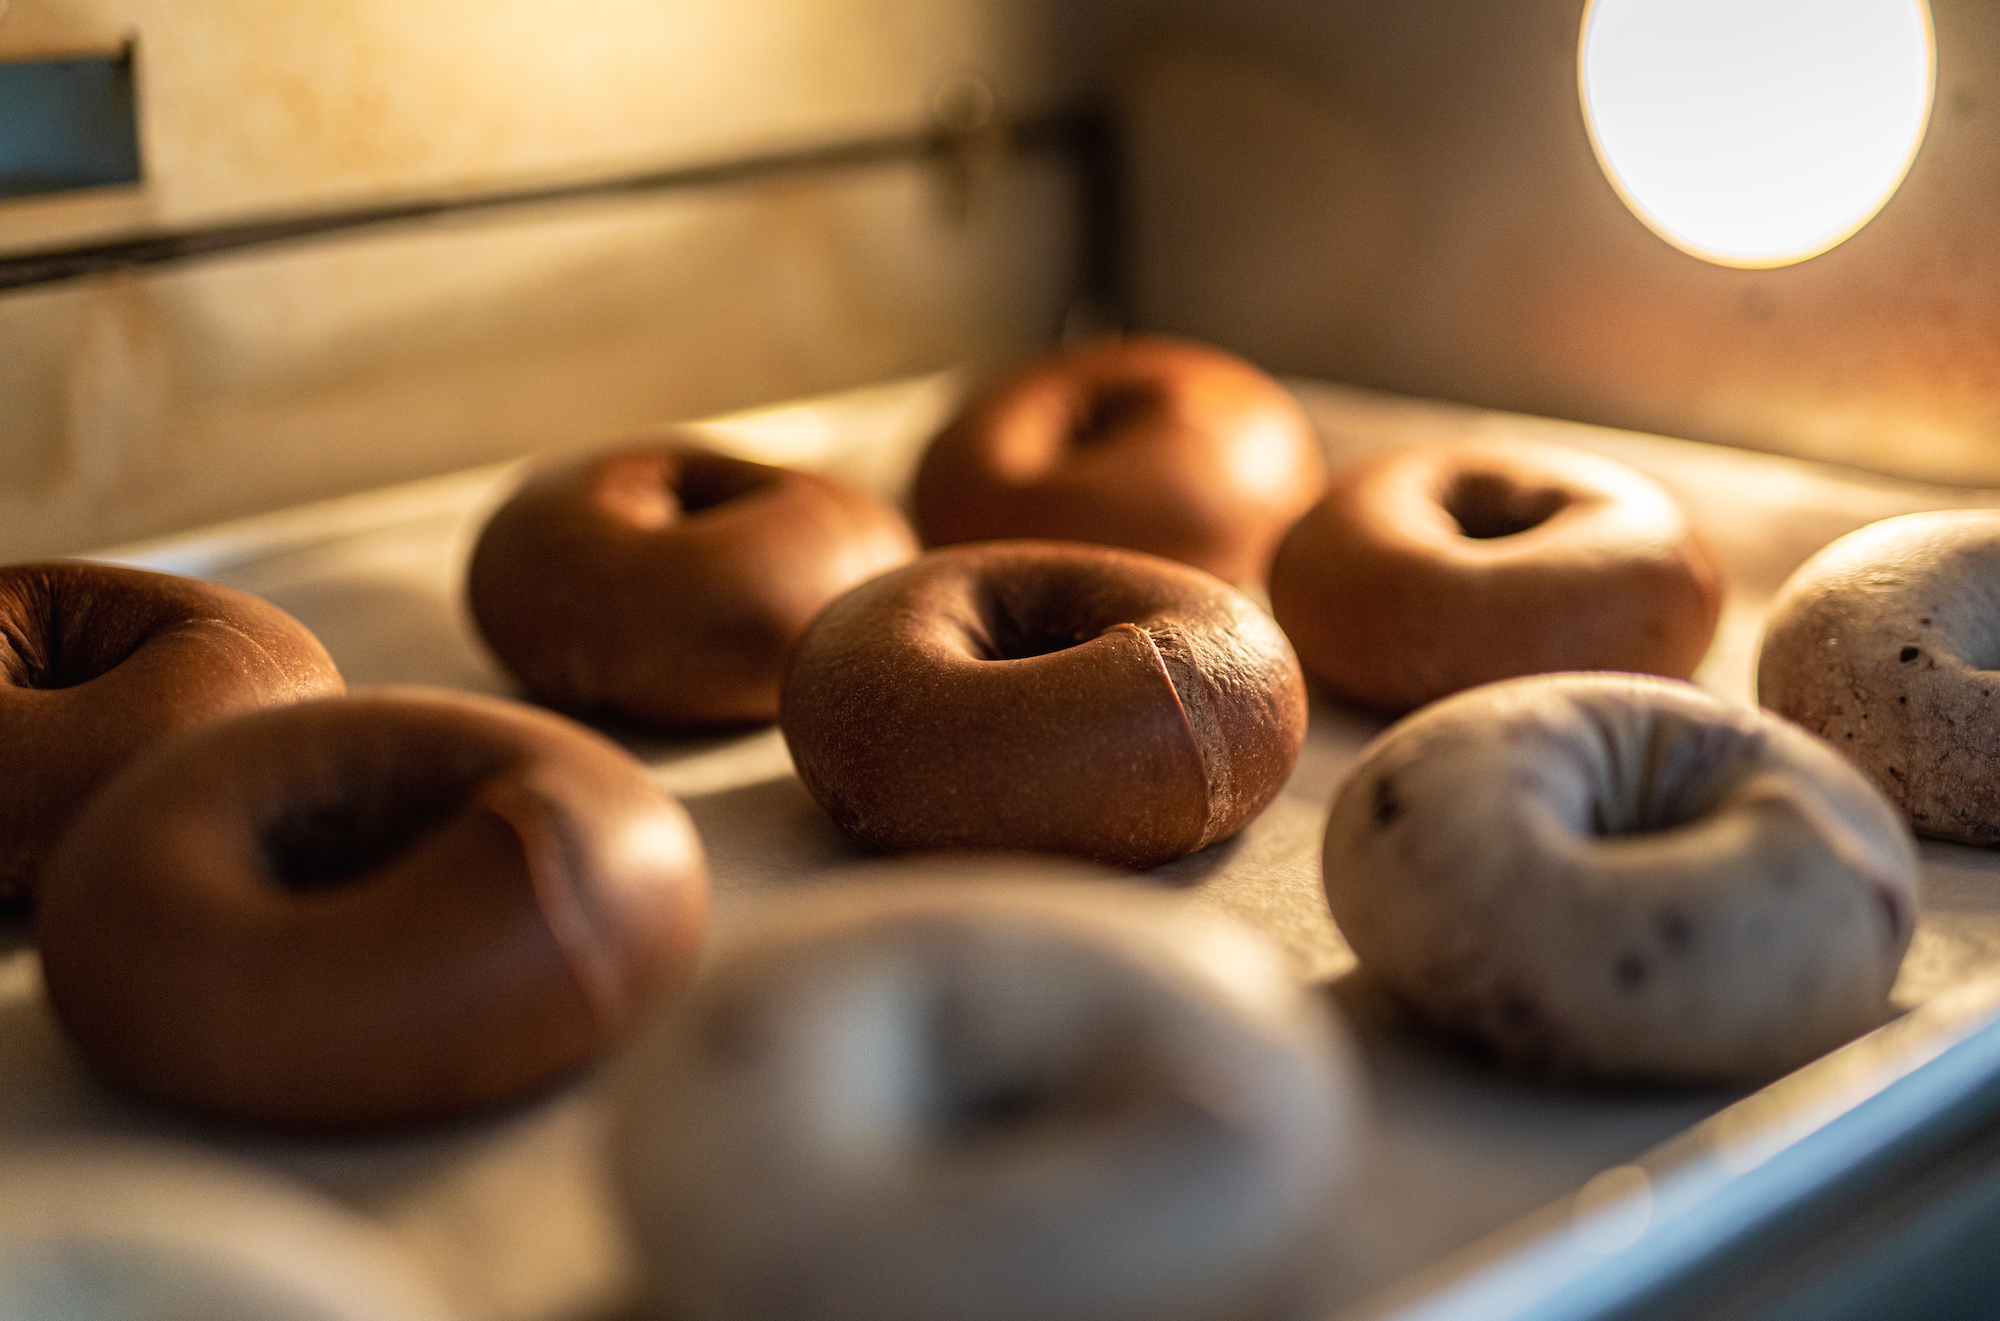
xmin=3 ymin=372 xmax=2000 ymax=1321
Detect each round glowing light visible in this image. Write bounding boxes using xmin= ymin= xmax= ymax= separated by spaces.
xmin=1580 ymin=0 xmax=1935 ymax=268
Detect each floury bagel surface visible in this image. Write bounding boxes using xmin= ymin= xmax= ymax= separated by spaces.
xmin=1321 ymin=672 xmax=1917 ymax=1084
xmin=1760 ymin=509 xmax=2000 ymax=845
xmin=612 ymin=874 xmax=1362 ymax=1321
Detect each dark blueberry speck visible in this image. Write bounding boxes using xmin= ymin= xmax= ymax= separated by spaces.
xmin=1878 ymin=889 xmax=1906 ymax=943
xmin=1615 ymin=953 xmax=1648 ymax=990
xmin=1373 ymin=775 xmax=1402 ymax=828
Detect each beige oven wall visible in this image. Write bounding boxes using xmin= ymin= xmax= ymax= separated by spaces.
xmin=1121 ymin=0 xmax=2000 ymax=487
xmin=0 ymin=0 xmax=1104 ymax=558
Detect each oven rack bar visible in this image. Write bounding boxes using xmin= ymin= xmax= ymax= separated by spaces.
xmin=0 ymin=100 xmax=1115 ymax=298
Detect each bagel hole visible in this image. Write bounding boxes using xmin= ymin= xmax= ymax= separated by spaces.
xmin=1584 ymin=709 xmax=1760 ymax=837
xmin=674 ymin=457 xmax=772 ymax=514
xmin=23 ymin=638 xmax=134 ymax=690
xmin=1957 ymin=617 xmax=2000 ymax=673
xmin=0 ymin=593 xmax=144 ymax=690
xmin=938 ymin=1076 xmax=1064 ymax=1138
xmin=917 ymin=967 xmax=1151 ymax=1147
xmin=926 ymin=1034 xmax=1148 ymax=1146
xmin=261 ymin=755 xmax=500 ymax=890
xmin=1443 ymin=470 xmax=1571 ymax=540
xmin=1068 ymin=381 xmax=1163 ymax=448
xmin=969 ymin=585 xmax=1091 ymax=661
xmin=597 ymin=453 xmax=772 ymax=530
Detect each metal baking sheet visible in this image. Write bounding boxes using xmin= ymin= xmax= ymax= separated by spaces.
xmin=2 ymin=372 xmax=1999 ymax=1321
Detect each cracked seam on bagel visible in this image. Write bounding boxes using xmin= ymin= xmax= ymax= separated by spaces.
xmin=479 ymin=780 xmax=626 ymax=1024
xmin=1123 ymin=620 xmax=1219 ymax=842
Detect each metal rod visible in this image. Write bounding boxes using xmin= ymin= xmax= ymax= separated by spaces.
xmin=0 ymin=107 xmax=1093 ymax=294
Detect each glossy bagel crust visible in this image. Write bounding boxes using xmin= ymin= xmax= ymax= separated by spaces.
xmin=1268 ymin=439 xmax=1723 ymax=712
xmin=0 ymin=561 xmax=343 ymax=904
xmin=37 ymin=687 xmax=709 ymax=1133
xmin=614 ymin=875 xmax=1361 ymax=1321
xmin=1759 ymin=510 xmax=2000 ymax=844
xmin=469 ymin=443 xmax=918 ymax=729
xmin=780 ymin=542 xmax=1308 ymax=869
xmin=1323 ymin=673 xmax=1918 ymax=1084
xmin=911 ymin=335 xmax=1326 ymax=587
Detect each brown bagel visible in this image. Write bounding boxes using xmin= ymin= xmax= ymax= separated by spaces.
xmin=468 ymin=443 xmax=918 ymax=729
xmin=36 ymin=687 xmax=708 ymax=1133
xmin=911 ymin=336 xmax=1326 ymax=587
xmin=780 ymin=542 xmax=1308 ymax=869
xmin=0 ymin=561 xmax=343 ymax=905
xmin=1268 ymin=439 xmax=1722 ymax=712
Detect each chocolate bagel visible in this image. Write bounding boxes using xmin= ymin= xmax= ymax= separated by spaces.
xmin=1268 ymin=439 xmax=1723 ymax=712
xmin=37 ymin=687 xmax=709 ymax=1133
xmin=468 ymin=443 xmax=918 ymax=729
xmin=911 ymin=336 xmax=1326 ymax=587
xmin=779 ymin=542 xmax=1308 ymax=869
xmin=0 ymin=561 xmax=343 ymax=905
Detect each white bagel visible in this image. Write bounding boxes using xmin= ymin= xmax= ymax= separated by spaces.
xmin=1322 ymin=673 xmax=1918 ymax=1084
xmin=612 ymin=871 xmax=1362 ymax=1321
xmin=1758 ymin=509 xmax=2000 ymax=844
xmin=0 ymin=1137 xmax=449 ymax=1321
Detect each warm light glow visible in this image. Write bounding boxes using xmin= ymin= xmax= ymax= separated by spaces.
xmin=1580 ymin=0 xmax=1934 ymax=268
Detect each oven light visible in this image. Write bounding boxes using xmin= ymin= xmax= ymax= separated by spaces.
xmin=1579 ymin=0 xmax=1934 ymax=269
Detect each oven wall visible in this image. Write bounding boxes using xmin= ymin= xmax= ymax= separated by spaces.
xmin=0 ymin=0 xmax=1104 ymax=558
xmin=1120 ymin=0 xmax=2000 ymax=486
